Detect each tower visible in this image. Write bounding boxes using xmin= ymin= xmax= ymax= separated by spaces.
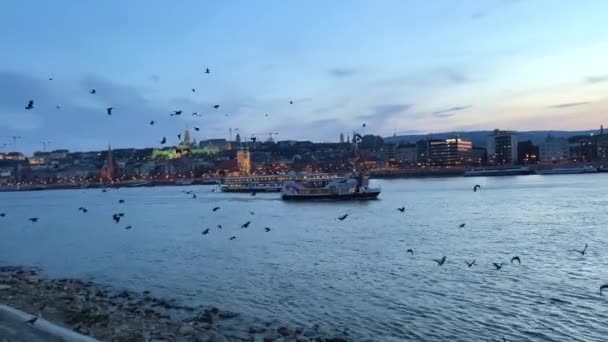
xmin=100 ymin=145 xmax=118 ymax=181
xmin=236 ymin=148 xmax=251 ymax=175
xmin=340 ymin=133 xmax=345 ymax=144
xmin=183 ymin=127 xmax=191 ymax=146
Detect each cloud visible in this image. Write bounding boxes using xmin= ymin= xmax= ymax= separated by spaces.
xmin=471 ymin=0 xmax=520 ymax=20
xmin=550 ymin=102 xmax=589 ymax=109
xmin=433 ymin=105 xmax=471 ymax=118
xmin=357 ymin=104 xmax=413 ymax=121
xmin=378 ymin=67 xmax=470 ymax=88
xmin=328 ymin=68 xmax=358 ymax=78
xmin=586 ymin=75 xmax=608 ymax=84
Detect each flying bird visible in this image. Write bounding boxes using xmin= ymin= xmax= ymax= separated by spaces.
xmin=397 ymin=207 xmax=405 ymax=212
xmin=473 ymin=184 xmax=481 ymax=192
xmin=249 ymin=210 xmax=255 ymax=215
xmin=29 ymin=217 xmax=39 ymax=223
xmin=112 ymin=214 xmax=121 ymax=223
xmin=0 ymin=213 xmax=5 ymax=217
xmin=160 ymin=137 xmax=167 ymax=144
xmin=213 ymin=105 xmax=220 ymax=109
xmin=265 ymin=227 xmax=271 ymax=232
xmin=192 ymin=88 xmax=196 ymax=92
xmin=459 ymin=223 xmax=466 ymax=228
xmin=192 ymin=112 xmax=201 ymax=117
xmin=406 ymin=249 xmax=414 ymax=255
xmin=574 ymin=244 xmax=588 ymax=255
xmin=119 ymin=199 xmax=125 ymax=203
xmin=362 ymin=123 xmax=366 ymax=128
xmin=251 ymin=191 xmax=257 ymax=196
xmin=265 ymin=114 xmax=269 ymax=117
xmin=192 ymin=194 xmax=197 ymax=199
xmin=337 ymin=214 xmax=348 ymax=221
xmin=25 ymin=100 xmax=34 ymax=110
xmin=202 ymin=228 xmax=209 ymax=235
xmin=78 ymin=207 xmax=88 ymax=213
xmin=229 ymin=236 xmax=236 ymax=240
xmin=171 ymin=110 xmax=183 ymax=116
xmin=289 ymin=101 xmax=293 ymax=104
xmin=600 ymin=284 xmax=608 ymax=296
xmin=48 ymin=77 xmax=53 ymax=81
xmin=492 ymin=263 xmax=504 ymax=270
xmin=56 ymin=105 xmax=61 ymax=109
xmin=25 ymin=316 xmax=38 ymax=324
xmin=90 ymin=89 xmax=96 ymax=94
xmin=124 ymin=225 xmax=132 ymax=230
xmin=177 ymin=134 xmax=181 ymax=140
xmin=107 ymin=107 xmax=113 ymax=115
xmin=102 ymin=189 xmax=108 ymax=193
xmin=433 ymin=256 xmax=447 ymax=266
xmin=205 ymin=68 xmax=210 ymax=74
xmin=465 ymin=260 xmax=476 ymax=267
xmin=213 ymin=207 xmax=220 ymax=212
xmin=241 ymin=221 xmax=251 ymax=228
xmin=194 ymin=127 xmax=200 ymax=131
xmin=217 ymin=225 xmax=222 ymax=229
xmin=150 ymin=120 xmax=155 ymax=125
xmin=510 ymin=256 xmax=521 ymax=264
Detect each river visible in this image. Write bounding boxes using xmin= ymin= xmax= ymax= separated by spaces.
xmin=1 ymin=174 xmax=608 ymax=341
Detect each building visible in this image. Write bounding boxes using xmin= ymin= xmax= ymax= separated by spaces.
xmin=539 ymin=136 xmax=569 ymax=163
xmin=339 ymin=133 xmax=345 ymax=144
xmin=4 ymin=152 xmax=26 ymax=161
xmin=416 ymin=140 xmax=430 ymax=166
xmin=395 ymin=144 xmax=417 ymax=165
xmin=100 ymin=145 xmax=118 ymax=181
xmin=487 ymin=130 xmax=518 ymax=165
xmin=517 ymin=140 xmax=539 ymax=164
xmin=236 ymin=148 xmax=251 ymax=174
xmin=428 ymin=138 xmax=473 ymax=166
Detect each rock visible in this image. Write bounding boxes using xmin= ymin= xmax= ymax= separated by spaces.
xmin=179 ymin=324 xmax=195 ymax=335
xmin=0 ymin=285 xmax=11 ymax=291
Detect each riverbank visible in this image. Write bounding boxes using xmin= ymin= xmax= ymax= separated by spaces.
xmin=0 ymin=179 xmax=220 ymax=193
xmin=0 ymin=266 xmax=348 ymax=342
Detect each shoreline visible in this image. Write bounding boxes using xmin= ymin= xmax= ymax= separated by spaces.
xmin=0 ymin=266 xmax=348 ymax=341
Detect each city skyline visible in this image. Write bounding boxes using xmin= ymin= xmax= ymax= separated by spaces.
xmin=2 ymin=0 xmax=608 ymax=153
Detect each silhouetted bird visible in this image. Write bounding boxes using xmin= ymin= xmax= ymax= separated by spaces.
xmin=511 ymin=256 xmax=521 ymax=264
xmin=492 ymin=262 xmax=504 ymax=270
xmin=102 ymin=189 xmax=108 ymax=192
xmin=229 ymin=236 xmax=236 ymax=240
xmin=107 ymin=107 xmax=113 ymax=115
xmin=150 ymin=120 xmax=155 ymax=125
xmin=211 ymin=188 xmax=215 ymax=192
xmin=217 ymin=225 xmax=222 ymax=229
xmin=600 ymin=284 xmax=608 ymax=296
xmin=119 ymin=199 xmax=125 ymax=203
xmin=25 ymin=100 xmax=34 ymax=110
xmin=459 ymin=223 xmax=466 ymax=228
xmin=0 ymin=213 xmax=5 ymax=217
xmin=194 ymin=127 xmax=200 ymax=131
xmin=29 ymin=217 xmax=39 ymax=223
xmin=112 ymin=214 xmax=121 ymax=223
xmin=434 ymin=256 xmax=447 ymax=266
xmin=184 ymin=190 xmax=193 ymax=194
xmin=124 ymin=225 xmax=132 ymax=230
xmin=25 ymin=316 xmax=38 ymax=324
xmin=90 ymin=89 xmax=96 ymax=94
xmin=251 ymin=191 xmax=256 ymax=196
xmin=575 ymin=244 xmax=588 ymax=255
xmin=337 ymin=214 xmax=348 ymax=221
xmin=205 ymin=68 xmax=210 ymax=74
xmin=192 ymin=112 xmax=201 ymax=117
xmin=362 ymin=123 xmax=366 ymax=127
xmin=213 ymin=207 xmax=220 ymax=212
xmin=78 ymin=207 xmax=88 ymax=213
xmin=171 ymin=110 xmax=182 ymax=116
xmin=177 ymin=134 xmax=181 ymax=140
xmin=160 ymin=137 xmax=166 ymax=144
xmin=289 ymin=101 xmax=293 ymax=104
xmin=241 ymin=221 xmax=251 ymax=228
xmin=465 ymin=260 xmax=476 ymax=267
xmin=397 ymin=207 xmax=405 ymax=212
xmin=192 ymin=88 xmax=196 ymax=92
xmin=192 ymin=194 xmax=197 ymax=199
xmin=48 ymin=78 xmax=53 ymax=81
xmin=249 ymin=210 xmax=255 ymax=215
xmin=118 ymin=213 xmax=125 ymax=217
xmin=265 ymin=227 xmax=271 ymax=232
xmin=202 ymin=228 xmax=209 ymax=235
xmin=265 ymin=114 xmax=269 ymax=117
xmin=406 ymin=249 xmax=414 ymax=255
xmin=56 ymin=105 xmax=60 ymax=109
xmin=473 ymin=184 xmax=481 ymax=192
xmin=213 ymin=105 xmax=220 ymax=109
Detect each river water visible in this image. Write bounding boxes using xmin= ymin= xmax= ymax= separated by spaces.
xmin=1 ymin=175 xmax=608 ymax=341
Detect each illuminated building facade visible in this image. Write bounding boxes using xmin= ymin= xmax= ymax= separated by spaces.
xmin=428 ymin=138 xmax=473 ymax=166
xmin=236 ymin=148 xmax=251 ymax=175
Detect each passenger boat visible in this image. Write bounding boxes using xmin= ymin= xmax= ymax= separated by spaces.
xmin=220 ymin=173 xmax=337 ymax=193
xmin=537 ymin=166 xmax=598 ymax=175
xmin=281 ymin=174 xmax=380 ymax=201
xmin=464 ymin=167 xmax=532 ymax=177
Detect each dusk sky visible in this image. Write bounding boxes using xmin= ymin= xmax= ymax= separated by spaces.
xmin=1 ymin=0 xmax=608 ymax=153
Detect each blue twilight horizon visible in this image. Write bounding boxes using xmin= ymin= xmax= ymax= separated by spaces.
xmin=1 ymin=0 xmax=607 ymax=153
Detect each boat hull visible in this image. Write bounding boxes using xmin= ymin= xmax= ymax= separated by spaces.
xmin=282 ymin=190 xmax=381 ymax=201
xmin=220 ymin=187 xmax=282 ymax=193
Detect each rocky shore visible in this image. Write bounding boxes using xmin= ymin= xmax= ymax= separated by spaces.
xmin=0 ymin=266 xmax=348 ymax=342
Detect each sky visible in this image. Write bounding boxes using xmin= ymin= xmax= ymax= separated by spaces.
xmin=1 ymin=0 xmax=608 ymax=153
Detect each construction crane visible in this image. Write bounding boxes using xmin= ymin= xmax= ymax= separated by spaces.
xmin=41 ymin=141 xmax=51 ymax=152
xmin=251 ymin=132 xmax=279 ymax=143
xmin=0 ymin=136 xmax=22 ymax=151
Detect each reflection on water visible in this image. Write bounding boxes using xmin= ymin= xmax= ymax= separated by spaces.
xmin=2 ymin=174 xmax=608 ymax=341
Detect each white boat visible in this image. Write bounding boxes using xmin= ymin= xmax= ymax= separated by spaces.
xmin=537 ymin=166 xmax=598 ymax=175
xmin=281 ymin=174 xmax=380 ymax=201
xmin=220 ymin=173 xmax=337 ymax=193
